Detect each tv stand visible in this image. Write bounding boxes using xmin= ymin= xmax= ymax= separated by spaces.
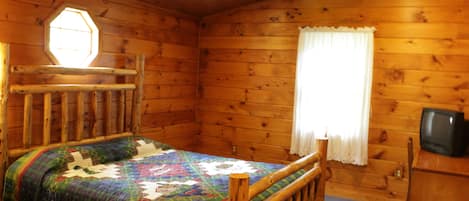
xmin=410 ymin=149 xmax=469 ymax=200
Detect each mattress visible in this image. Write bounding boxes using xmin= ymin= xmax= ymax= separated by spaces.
xmin=3 ymin=137 xmax=303 ymax=201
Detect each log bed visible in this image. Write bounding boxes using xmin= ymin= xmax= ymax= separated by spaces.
xmin=0 ymin=42 xmax=328 ymax=201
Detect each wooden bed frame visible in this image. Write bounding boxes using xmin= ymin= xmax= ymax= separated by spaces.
xmin=0 ymin=43 xmax=328 ymax=201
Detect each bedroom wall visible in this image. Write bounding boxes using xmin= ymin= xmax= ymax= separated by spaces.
xmin=197 ymin=0 xmax=469 ymax=200
xmin=0 ymin=0 xmax=199 ymax=150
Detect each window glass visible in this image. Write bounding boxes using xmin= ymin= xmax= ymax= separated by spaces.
xmin=46 ymin=7 xmax=99 ymax=66
xmin=290 ymin=27 xmax=375 ymax=165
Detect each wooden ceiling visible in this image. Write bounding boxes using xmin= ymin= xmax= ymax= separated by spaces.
xmin=141 ymin=0 xmax=261 ymax=17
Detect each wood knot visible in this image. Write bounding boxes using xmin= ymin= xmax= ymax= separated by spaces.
xmin=377 ymin=82 xmax=387 ymax=87
xmin=420 ymin=76 xmax=430 ymax=83
xmin=431 ymin=55 xmax=442 ymax=66
xmin=379 ymin=130 xmax=388 ymax=143
xmin=269 ymin=17 xmax=280 ymax=22
xmin=390 ymin=101 xmax=398 ymax=112
xmin=285 ymin=9 xmax=301 ymax=19
xmin=99 ymin=9 xmax=109 ymax=17
xmin=233 ymin=23 xmax=244 ymax=36
xmin=387 ymin=69 xmax=404 ymax=82
xmin=35 ymin=18 xmax=44 ymax=26
xmin=442 ymin=38 xmax=455 ymax=48
xmin=372 ymin=150 xmax=385 ymax=159
xmin=415 ymin=11 xmax=428 ymax=23
xmin=453 ymin=82 xmax=469 ymax=91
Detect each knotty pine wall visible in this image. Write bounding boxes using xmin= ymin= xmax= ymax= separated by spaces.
xmin=0 ymin=0 xmax=199 ymax=150
xmin=197 ymin=0 xmax=469 ymax=200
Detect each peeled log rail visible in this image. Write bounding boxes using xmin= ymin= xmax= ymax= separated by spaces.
xmin=8 ymin=132 xmax=133 ymax=158
xmin=90 ymin=91 xmax=99 ymax=137
xmin=0 ymin=43 xmax=10 ymax=196
xmin=43 ymin=93 xmax=52 ymax=145
xmin=131 ymin=55 xmax=144 ymax=135
xmin=117 ymin=90 xmax=125 ymax=133
xmin=10 ymin=84 xmax=136 ymax=94
xmin=105 ymin=91 xmax=113 ymax=135
xmin=76 ymin=92 xmax=85 ymax=141
xmin=249 ymin=152 xmax=321 ymax=199
xmin=22 ymin=94 xmax=32 ymax=148
xmin=61 ymin=93 xmax=69 ymax=143
xmin=11 ymin=65 xmax=137 ymax=76
xmin=229 ymin=139 xmax=328 ymax=201
xmin=265 ymin=167 xmax=322 ymax=201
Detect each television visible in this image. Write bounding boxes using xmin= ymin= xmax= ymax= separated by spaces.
xmin=420 ymin=108 xmax=468 ymax=156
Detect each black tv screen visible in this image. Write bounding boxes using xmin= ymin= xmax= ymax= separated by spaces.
xmin=420 ymin=108 xmax=467 ymax=156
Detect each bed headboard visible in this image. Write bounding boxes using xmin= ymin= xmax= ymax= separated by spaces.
xmin=0 ymin=43 xmax=144 ymax=193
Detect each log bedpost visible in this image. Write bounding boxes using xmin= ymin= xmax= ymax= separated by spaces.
xmin=43 ymin=93 xmax=52 ymax=145
xmin=0 ymin=43 xmax=10 ymax=197
xmin=23 ymin=94 xmax=33 ymax=147
xmin=76 ymin=92 xmax=85 ymax=141
xmin=117 ymin=90 xmax=125 ymax=133
xmin=132 ymin=54 xmax=144 ymax=136
xmin=104 ymin=91 xmax=112 ymax=135
xmin=90 ymin=91 xmax=98 ymax=137
xmin=315 ymin=138 xmax=328 ymax=201
xmin=61 ymin=93 xmax=69 ymax=142
xmin=229 ymin=173 xmax=250 ymax=201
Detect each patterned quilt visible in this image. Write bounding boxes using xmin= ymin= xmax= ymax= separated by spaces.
xmin=3 ymin=137 xmax=303 ymax=201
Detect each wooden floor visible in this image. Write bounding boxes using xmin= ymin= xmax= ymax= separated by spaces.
xmin=326 ymin=182 xmax=404 ymax=201
xmin=326 ymin=195 xmax=353 ymax=201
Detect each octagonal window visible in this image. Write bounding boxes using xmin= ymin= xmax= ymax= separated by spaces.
xmin=46 ymin=7 xmax=99 ymax=66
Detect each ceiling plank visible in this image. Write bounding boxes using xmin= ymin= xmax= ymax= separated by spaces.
xmin=140 ymin=0 xmax=262 ymax=17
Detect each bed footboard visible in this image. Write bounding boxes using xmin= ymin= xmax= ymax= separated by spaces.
xmin=229 ymin=138 xmax=328 ymax=201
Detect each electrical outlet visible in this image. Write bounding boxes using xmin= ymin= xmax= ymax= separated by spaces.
xmin=394 ymin=166 xmax=404 ymax=179
xmin=232 ymin=145 xmax=237 ymax=154
xmin=394 ymin=168 xmax=402 ymax=178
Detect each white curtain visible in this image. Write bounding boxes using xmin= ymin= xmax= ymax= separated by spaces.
xmin=290 ymin=26 xmax=375 ymax=165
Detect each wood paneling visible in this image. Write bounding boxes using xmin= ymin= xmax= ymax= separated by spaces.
xmin=5 ymin=0 xmax=469 ymax=200
xmin=198 ymin=0 xmax=469 ymax=200
xmin=139 ymin=0 xmax=260 ymax=17
xmin=0 ymin=0 xmax=199 ymax=150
